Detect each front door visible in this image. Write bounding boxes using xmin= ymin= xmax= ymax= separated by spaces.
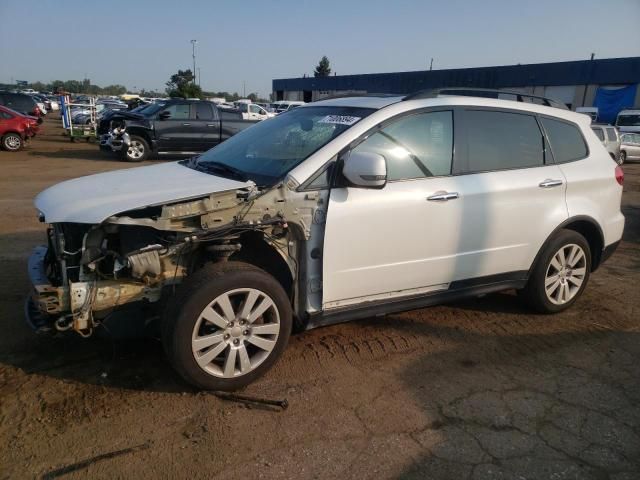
xmin=322 ymin=108 xmax=568 ymax=309
xmin=155 ymin=103 xmax=199 ymax=152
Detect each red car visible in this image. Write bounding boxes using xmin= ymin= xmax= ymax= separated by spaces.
xmin=0 ymin=105 xmax=39 ymax=152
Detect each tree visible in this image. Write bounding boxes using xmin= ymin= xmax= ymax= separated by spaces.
xmin=165 ymin=69 xmax=202 ymax=99
xmin=314 ymin=56 xmax=331 ymax=77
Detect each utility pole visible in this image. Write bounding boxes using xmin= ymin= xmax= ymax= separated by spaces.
xmin=191 ymin=40 xmax=198 ymax=85
xmin=581 ymin=52 xmax=595 ymax=107
xmin=197 ymin=68 xmax=201 ymax=86
xmin=243 ymin=81 xmax=246 ymax=98
xmin=429 ymin=58 xmax=433 ymax=71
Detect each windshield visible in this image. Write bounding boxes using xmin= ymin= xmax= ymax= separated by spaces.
xmin=134 ymin=102 xmax=165 ymax=116
xmin=617 ymin=114 xmax=640 ymax=127
xmin=190 ymin=106 xmax=375 ymax=185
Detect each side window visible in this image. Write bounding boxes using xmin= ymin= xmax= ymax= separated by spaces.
xmin=606 ymin=128 xmax=617 ymax=142
xmin=0 ymin=111 xmax=11 ymax=119
xmin=591 ymin=127 xmax=605 ymax=141
xmin=163 ymin=103 xmax=190 ymax=120
xmin=249 ymin=105 xmax=260 ymax=114
xmin=462 ymin=110 xmax=544 ymax=173
xmin=351 ymin=111 xmax=453 ymax=181
xmin=541 ymin=118 xmax=589 ymax=162
xmin=305 ymin=163 xmax=334 ymax=190
xmin=196 ymin=103 xmax=213 ymax=120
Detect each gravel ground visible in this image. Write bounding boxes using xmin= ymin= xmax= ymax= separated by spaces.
xmin=1 ymin=117 xmax=639 ymax=479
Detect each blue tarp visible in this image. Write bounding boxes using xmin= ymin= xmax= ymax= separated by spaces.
xmin=594 ymin=85 xmax=638 ymax=123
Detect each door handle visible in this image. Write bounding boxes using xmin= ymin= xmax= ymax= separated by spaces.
xmin=427 ymin=191 xmax=459 ymax=202
xmin=539 ymin=179 xmax=563 ymax=188
xmin=182 ymin=123 xmax=191 ymax=126
xmin=206 ymin=124 xmax=216 ymax=127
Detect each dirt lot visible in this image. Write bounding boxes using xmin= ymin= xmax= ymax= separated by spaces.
xmin=1 ymin=117 xmax=639 ymax=479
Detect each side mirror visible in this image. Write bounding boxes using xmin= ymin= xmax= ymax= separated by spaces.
xmin=342 ymin=151 xmax=387 ymax=189
xmin=159 ymin=111 xmax=171 ymax=120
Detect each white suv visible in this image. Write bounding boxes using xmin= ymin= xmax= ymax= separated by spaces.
xmin=28 ymin=90 xmax=625 ymax=390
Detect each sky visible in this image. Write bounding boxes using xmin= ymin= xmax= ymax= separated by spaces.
xmin=1 ymin=0 xmax=639 ymax=98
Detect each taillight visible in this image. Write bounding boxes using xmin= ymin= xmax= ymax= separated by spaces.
xmin=615 ymin=166 xmax=624 ymax=186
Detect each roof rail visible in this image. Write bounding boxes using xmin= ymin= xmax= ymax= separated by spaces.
xmin=402 ymin=88 xmax=569 ymax=110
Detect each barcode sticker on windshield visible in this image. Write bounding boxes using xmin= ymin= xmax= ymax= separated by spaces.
xmin=319 ymin=115 xmax=361 ymax=126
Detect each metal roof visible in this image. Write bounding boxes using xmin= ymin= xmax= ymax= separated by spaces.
xmin=273 ymin=57 xmax=640 ymax=93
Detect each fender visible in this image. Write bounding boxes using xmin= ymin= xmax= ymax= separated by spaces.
xmin=528 ymin=215 xmax=605 ymax=276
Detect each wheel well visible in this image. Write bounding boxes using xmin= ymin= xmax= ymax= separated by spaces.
xmin=227 ymin=231 xmax=294 ymax=297
xmin=126 ymin=128 xmax=152 ymax=147
xmin=563 ymin=220 xmax=604 ymax=271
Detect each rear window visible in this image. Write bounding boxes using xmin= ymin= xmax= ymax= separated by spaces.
xmin=461 ymin=110 xmax=544 ymax=173
xmin=540 ymin=118 xmax=589 ymax=162
xmin=617 ymin=114 xmax=640 ymax=127
xmin=606 ymin=128 xmax=618 ymax=142
xmin=591 ymin=127 xmax=605 ymax=141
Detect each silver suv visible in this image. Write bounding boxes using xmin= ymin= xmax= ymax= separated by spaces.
xmin=591 ymin=124 xmax=621 ymax=163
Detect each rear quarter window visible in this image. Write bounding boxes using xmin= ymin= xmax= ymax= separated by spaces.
xmin=543 ymin=117 xmax=589 ymax=162
xmin=541 ymin=118 xmax=592 ymax=163
xmin=606 ymin=128 xmax=618 ymax=142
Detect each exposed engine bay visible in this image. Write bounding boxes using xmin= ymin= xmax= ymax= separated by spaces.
xmin=30 ymin=180 xmax=326 ymax=336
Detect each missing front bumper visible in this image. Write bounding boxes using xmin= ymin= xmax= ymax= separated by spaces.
xmin=26 ymin=246 xmax=163 ymax=334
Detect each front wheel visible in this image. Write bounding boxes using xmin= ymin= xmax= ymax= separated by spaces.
xmin=619 ymin=151 xmax=626 ymax=165
xmin=2 ymin=133 xmax=23 ymax=151
xmin=521 ymin=229 xmax=591 ymax=314
xmin=122 ymin=135 xmax=149 ymax=162
xmin=163 ymin=262 xmax=292 ymax=391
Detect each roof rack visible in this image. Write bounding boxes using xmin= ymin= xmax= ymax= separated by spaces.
xmin=312 ymin=92 xmax=401 ymax=102
xmin=402 ymin=88 xmax=569 ymax=110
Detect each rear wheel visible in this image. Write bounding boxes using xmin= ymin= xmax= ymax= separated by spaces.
xmin=163 ymin=262 xmax=292 ymax=391
xmin=619 ymin=151 xmax=626 ymax=165
xmin=521 ymin=229 xmax=591 ymax=313
xmin=2 ymin=133 xmax=23 ymax=152
xmin=122 ymin=135 xmax=149 ymax=162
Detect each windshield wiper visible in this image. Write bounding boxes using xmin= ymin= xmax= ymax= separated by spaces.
xmin=196 ymin=161 xmax=248 ymax=182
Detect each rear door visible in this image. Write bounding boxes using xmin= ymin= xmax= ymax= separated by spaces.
xmin=155 ymin=102 xmax=199 ymax=152
xmin=192 ymin=102 xmax=220 ymax=151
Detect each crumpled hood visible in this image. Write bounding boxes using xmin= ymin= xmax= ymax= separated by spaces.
xmin=35 ymin=162 xmax=252 ymax=224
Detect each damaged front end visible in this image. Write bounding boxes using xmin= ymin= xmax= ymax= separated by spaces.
xmin=99 ymin=114 xmax=148 ymax=153
xmin=27 ymin=182 xmax=308 ymax=337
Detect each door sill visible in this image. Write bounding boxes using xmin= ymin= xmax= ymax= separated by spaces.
xmin=305 ymin=271 xmax=528 ymax=330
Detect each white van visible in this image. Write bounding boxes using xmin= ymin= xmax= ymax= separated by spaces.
xmin=615 ymin=109 xmax=640 ymax=133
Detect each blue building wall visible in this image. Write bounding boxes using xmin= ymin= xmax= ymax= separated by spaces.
xmin=273 ymin=57 xmax=640 ymax=95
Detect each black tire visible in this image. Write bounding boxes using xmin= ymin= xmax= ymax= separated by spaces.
xmin=122 ymin=135 xmax=149 ymax=162
xmin=162 ymin=261 xmax=292 ymax=391
xmin=2 ymin=133 xmax=23 ymax=152
xmin=619 ymin=151 xmax=626 ymax=165
xmin=521 ymin=229 xmax=591 ymax=314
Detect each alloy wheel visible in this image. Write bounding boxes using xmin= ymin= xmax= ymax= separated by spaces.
xmin=544 ymin=243 xmax=587 ymax=305
xmin=4 ymin=135 xmax=21 ymax=150
xmin=127 ymin=140 xmax=144 ymax=159
xmin=191 ymin=288 xmax=281 ymax=378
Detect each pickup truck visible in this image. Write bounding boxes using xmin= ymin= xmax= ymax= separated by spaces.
xmin=99 ymin=99 xmax=259 ymax=162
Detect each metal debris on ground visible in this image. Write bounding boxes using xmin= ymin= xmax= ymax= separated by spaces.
xmin=212 ymin=391 xmax=289 ymax=411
